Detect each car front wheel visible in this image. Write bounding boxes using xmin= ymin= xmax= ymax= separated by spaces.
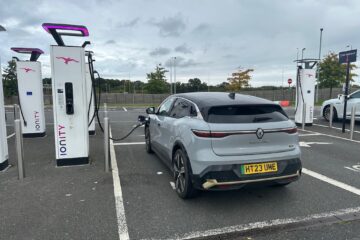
xmin=173 ymin=148 xmax=197 ymax=199
xmin=323 ymin=105 xmax=338 ymax=122
xmin=145 ymin=127 xmax=153 ymax=153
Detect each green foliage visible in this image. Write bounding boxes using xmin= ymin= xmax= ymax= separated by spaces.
xmin=145 ymin=65 xmax=169 ymax=94
xmin=227 ymin=68 xmax=254 ymax=91
xmin=319 ymin=52 xmax=357 ymax=97
xmin=319 ymin=52 xmax=357 ymax=88
xmin=2 ymin=60 xmax=18 ymax=97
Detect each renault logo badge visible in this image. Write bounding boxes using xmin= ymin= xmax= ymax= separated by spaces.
xmin=256 ymin=128 xmax=264 ymax=139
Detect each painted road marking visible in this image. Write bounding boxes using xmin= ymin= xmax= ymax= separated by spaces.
xmin=6 ymin=133 xmax=15 ymax=139
xmin=344 ymin=165 xmax=360 ymax=173
xmin=170 ymin=181 xmax=176 ymax=190
xmin=109 ymin=127 xmax=130 ymax=240
xmin=122 ymin=107 xmax=128 ymax=112
xmin=313 ymin=123 xmax=360 ymax=134
xmin=174 ymin=207 xmax=360 ymax=240
xmin=299 ymin=141 xmax=332 ymax=147
xmin=299 ymin=129 xmax=360 ymax=143
xmin=302 ymin=168 xmax=360 ymax=196
xmin=298 ymin=133 xmax=321 ymax=137
xmin=113 ymin=142 xmax=145 ymax=146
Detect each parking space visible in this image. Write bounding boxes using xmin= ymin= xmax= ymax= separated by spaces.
xmin=1 ymin=105 xmax=360 ymax=239
xmin=0 ymin=109 xmax=119 ymax=240
xmin=109 ymin=108 xmax=360 ymax=240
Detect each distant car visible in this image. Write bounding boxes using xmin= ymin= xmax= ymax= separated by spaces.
xmin=140 ymin=92 xmax=301 ymax=199
xmin=321 ymin=90 xmax=360 ymax=121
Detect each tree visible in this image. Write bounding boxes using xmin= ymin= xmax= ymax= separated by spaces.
xmin=145 ymin=65 xmax=169 ymax=94
xmin=2 ymin=60 xmax=18 ymax=96
xmin=319 ymin=52 xmax=357 ymax=98
xmin=227 ymin=68 xmax=254 ymax=91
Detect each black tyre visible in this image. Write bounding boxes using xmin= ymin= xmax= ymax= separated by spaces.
xmin=145 ymin=127 xmax=153 ymax=153
xmin=173 ymin=148 xmax=197 ymax=199
xmin=323 ymin=105 xmax=338 ymax=122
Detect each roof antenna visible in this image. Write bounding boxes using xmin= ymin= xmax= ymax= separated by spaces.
xmin=228 ymin=92 xmax=235 ymax=99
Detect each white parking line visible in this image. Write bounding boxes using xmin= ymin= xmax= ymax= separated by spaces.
xmin=299 ymin=129 xmax=360 ymax=143
xmin=109 ymin=128 xmax=130 ymax=240
xmin=313 ymin=123 xmax=360 ymax=134
xmin=170 ymin=181 xmax=176 ymax=190
xmin=6 ymin=133 xmax=15 ymax=139
xmin=175 ymin=207 xmax=360 ymax=240
xmin=302 ymin=168 xmax=360 ymax=196
xmin=113 ymin=142 xmax=145 ymax=146
xmin=122 ymin=107 xmax=128 ymax=112
xmin=298 ymin=133 xmax=321 ymax=137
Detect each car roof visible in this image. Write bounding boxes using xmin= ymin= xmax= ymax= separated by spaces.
xmin=174 ymin=92 xmax=275 ymax=109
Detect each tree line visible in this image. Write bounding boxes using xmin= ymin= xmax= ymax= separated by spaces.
xmin=1 ymin=52 xmax=357 ymax=97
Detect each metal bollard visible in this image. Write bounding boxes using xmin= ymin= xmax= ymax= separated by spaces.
xmin=15 ymin=119 xmax=25 ymax=180
xmin=329 ymin=103 xmax=334 ymax=128
xmin=104 ymin=103 xmax=108 ymax=118
xmin=302 ymin=103 xmax=306 ymax=130
xmin=350 ymin=106 xmax=356 ymax=140
xmin=104 ymin=117 xmax=110 ymax=172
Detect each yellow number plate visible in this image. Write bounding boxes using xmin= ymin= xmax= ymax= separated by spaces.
xmin=241 ymin=162 xmax=278 ymax=175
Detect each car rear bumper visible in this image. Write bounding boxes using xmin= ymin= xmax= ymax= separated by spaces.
xmin=191 ymin=158 xmax=302 ymax=190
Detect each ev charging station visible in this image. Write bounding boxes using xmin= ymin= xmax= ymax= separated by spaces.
xmin=0 ymin=56 xmax=9 ymax=171
xmin=294 ymin=59 xmax=318 ymax=126
xmin=11 ymin=48 xmax=46 ymax=137
xmin=85 ymin=51 xmax=95 ymax=135
xmin=42 ymin=23 xmax=90 ymax=166
xmin=0 ymin=25 xmax=9 ymax=171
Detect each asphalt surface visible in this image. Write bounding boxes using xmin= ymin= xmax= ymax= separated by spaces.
xmin=1 ymin=105 xmax=360 ymax=240
xmin=0 ymin=109 xmax=118 ymax=240
xmin=108 ymin=106 xmax=360 ymax=240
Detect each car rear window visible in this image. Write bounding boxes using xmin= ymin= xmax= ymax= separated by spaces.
xmin=207 ymin=104 xmax=288 ymax=123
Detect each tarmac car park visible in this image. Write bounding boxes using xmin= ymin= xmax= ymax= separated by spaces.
xmin=1 ymin=105 xmax=360 ymax=239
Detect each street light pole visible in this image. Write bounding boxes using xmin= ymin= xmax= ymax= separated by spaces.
xmin=316 ymin=28 xmax=323 ymax=103
xmin=301 ymin=48 xmax=306 ymax=62
xmin=174 ymin=57 xmax=177 ymax=94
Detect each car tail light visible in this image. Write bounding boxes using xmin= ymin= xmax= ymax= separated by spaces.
xmin=191 ymin=130 xmax=230 ymax=138
xmin=284 ymin=128 xmax=297 ymax=134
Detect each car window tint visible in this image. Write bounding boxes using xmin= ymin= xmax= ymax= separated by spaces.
xmin=170 ymin=99 xmax=197 ymax=118
xmin=207 ymin=104 xmax=288 ymax=123
xmin=350 ymin=92 xmax=360 ymax=99
xmin=158 ymin=98 xmax=175 ymax=116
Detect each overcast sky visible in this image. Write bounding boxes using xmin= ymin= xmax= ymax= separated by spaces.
xmin=0 ymin=0 xmax=359 ymax=87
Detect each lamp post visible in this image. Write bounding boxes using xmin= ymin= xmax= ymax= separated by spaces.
xmin=316 ymin=28 xmax=323 ymax=103
xmin=173 ymin=57 xmax=177 ymax=94
xmin=301 ymin=48 xmax=306 ymax=62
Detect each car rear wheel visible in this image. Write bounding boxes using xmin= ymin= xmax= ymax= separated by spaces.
xmin=145 ymin=127 xmax=153 ymax=153
xmin=173 ymin=149 xmax=197 ymax=199
xmin=323 ymin=105 xmax=338 ymax=122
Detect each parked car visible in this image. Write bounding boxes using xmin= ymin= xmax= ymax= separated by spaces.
xmin=321 ymin=90 xmax=360 ymax=121
xmin=139 ymin=92 xmax=301 ymax=199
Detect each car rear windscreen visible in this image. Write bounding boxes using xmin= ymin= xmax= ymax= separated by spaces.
xmin=207 ymin=104 xmax=289 ymax=123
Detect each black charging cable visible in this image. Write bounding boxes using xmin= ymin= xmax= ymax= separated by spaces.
xmin=4 ymin=72 xmax=27 ymax=126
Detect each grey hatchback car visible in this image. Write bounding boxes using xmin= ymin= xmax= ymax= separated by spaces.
xmin=142 ymin=92 xmax=301 ymax=199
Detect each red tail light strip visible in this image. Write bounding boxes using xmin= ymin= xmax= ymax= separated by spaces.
xmin=192 ymin=127 xmax=297 ymax=138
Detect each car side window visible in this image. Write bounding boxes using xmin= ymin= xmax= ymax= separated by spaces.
xmin=170 ymin=99 xmax=197 ymax=119
xmin=157 ymin=98 xmax=175 ymax=116
xmin=350 ymin=92 xmax=360 ymax=99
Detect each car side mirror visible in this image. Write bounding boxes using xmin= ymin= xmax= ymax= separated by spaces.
xmin=146 ymin=107 xmax=155 ymax=114
xmin=138 ymin=115 xmax=147 ymax=123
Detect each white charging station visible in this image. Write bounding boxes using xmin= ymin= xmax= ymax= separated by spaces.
xmin=294 ymin=59 xmax=318 ymax=126
xmin=43 ymin=23 xmax=90 ymax=166
xmin=85 ymin=51 xmax=95 ymax=135
xmin=0 ymin=57 xmax=9 ymax=171
xmin=11 ymin=48 xmax=46 ymax=137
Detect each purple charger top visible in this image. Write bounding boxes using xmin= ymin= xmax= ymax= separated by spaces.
xmin=42 ymin=23 xmax=89 ymax=37
xmin=11 ymin=47 xmax=44 ymax=54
